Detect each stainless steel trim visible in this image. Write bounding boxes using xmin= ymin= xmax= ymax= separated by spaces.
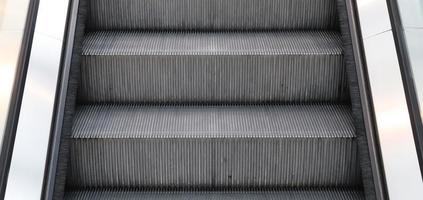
xmin=356 ymin=0 xmax=391 ymax=38
xmin=0 ymin=0 xmax=31 ymax=156
xmin=356 ymin=0 xmax=423 ymax=199
xmin=4 ymin=0 xmax=71 ymax=199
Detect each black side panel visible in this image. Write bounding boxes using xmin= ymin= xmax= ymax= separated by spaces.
xmin=52 ymin=1 xmax=88 ymax=199
xmin=336 ymin=0 xmax=377 ymax=199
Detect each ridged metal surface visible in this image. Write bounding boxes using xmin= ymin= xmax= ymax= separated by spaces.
xmin=72 ymin=105 xmax=355 ymax=138
xmin=63 ymin=0 xmax=361 ymax=197
xmin=67 ymin=105 xmax=360 ymax=188
xmin=87 ymin=0 xmax=338 ymax=30
xmin=82 ymin=31 xmax=343 ymax=55
xmin=65 ymin=189 xmax=365 ymax=200
xmin=80 ymin=31 xmax=348 ymax=103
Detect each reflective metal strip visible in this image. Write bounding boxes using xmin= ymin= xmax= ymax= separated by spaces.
xmin=0 ymin=0 xmax=31 ymax=154
xmin=4 ymin=0 xmax=71 ymax=199
xmin=356 ymin=0 xmax=423 ymax=199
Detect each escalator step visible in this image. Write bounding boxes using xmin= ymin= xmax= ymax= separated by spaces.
xmin=80 ymin=31 xmax=348 ymax=103
xmin=65 ymin=189 xmax=364 ymax=200
xmin=67 ymin=105 xmax=360 ymax=188
xmin=87 ymin=0 xmax=338 ymax=30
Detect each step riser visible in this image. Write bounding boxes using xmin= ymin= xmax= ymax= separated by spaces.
xmin=88 ymin=0 xmax=338 ymax=30
xmin=68 ymin=138 xmax=360 ymax=188
xmin=80 ymin=55 xmax=348 ymax=103
xmin=65 ymin=190 xmax=364 ymax=200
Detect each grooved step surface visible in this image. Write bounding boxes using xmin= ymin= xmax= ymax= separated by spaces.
xmin=65 ymin=189 xmax=365 ymax=200
xmin=82 ymin=31 xmax=342 ymax=55
xmin=72 ymin=105 xmax=354 ymax=138
xmin=87 ymin=0 xmax=338 ymax=30
xmin=67 ymin=105 xmax=360 ymax=188
xmin=80 ymin=31 xmax=348 ymax=103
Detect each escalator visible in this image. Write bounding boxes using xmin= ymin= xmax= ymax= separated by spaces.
xmin=54 ymin=0 xmax=376 ymax=199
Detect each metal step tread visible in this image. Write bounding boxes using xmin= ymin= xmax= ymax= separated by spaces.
xmin=72 ymin=104 xmax=355 ymax=139
xmin=82 ymin=31 xmax=342 ymax=56
xmin=79 ymin=31 xmax=347 ymax=103
xmin=65 ymin=189 xmax=364 ymax=200
xmin=68 ymin=104 xmax=359 ymax=188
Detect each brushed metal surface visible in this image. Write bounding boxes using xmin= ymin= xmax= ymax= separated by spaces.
xmin=361 ymin=30 xmax=423 ymax=199
xmin=4 ymin=0 xmax=71 ymax=199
